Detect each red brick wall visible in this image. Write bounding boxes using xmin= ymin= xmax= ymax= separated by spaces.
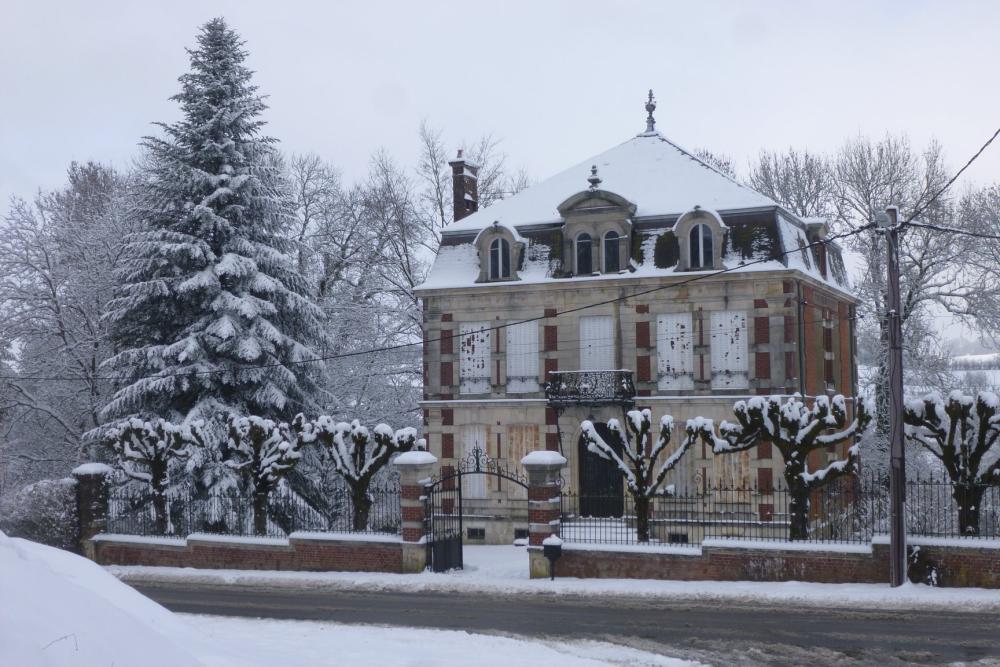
xmin=92 ymin=535 xmax=405 ymax=573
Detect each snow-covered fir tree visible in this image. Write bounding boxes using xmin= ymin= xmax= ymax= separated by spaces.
xmin=102 ymin=18 xmax=323 ymax=424
xmin=581 ymin=410 xmax=695 ymax=543
xmin=904 ymin=391 xmax=1000 ymax=535
xmin=294 ymin=415 xmax=421 ymax=530
xmin=695 ymin=394 xmax=873 ymax=540
xmin=103 ymin=418 xmax=205 ymax=534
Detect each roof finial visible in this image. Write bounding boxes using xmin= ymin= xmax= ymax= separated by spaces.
xmin=644 ymin=89 xmax=657 ymax=134
xmin=587 ymin=164 xmax=602 ymax=191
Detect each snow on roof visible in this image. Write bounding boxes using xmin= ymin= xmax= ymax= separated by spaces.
xmin=443 ymin=132 xmax=777 ymax=235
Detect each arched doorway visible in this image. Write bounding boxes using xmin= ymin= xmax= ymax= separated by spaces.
xmin=577 ymin=423 xmax=624 ymax=517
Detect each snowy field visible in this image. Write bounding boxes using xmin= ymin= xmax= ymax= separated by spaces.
xmin=0 ymin=532 xmax=693 ymax=666
xmin=111 ymin=544 xmax=1000 ymax=612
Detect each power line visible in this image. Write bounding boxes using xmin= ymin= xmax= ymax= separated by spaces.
xmin=903 ymin=220 xmax=1000 ymax=241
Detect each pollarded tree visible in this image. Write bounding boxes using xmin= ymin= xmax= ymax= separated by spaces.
xmin=102 ymin=18 xmax=323 ymax=425
xmin=903 ymin=391 xmax=1000 ymax=535
xmin=581 ymin=409 xmax=696 ymax=543
xmin=293 ymin=416 xmax=420 ymax=530
xmin=696 ymin=394 xmax=873 ymax=540
xmin=104 ymin=418 xmax=206 ymax=534
xmin=226 ymin=415 xmax=302 ymax=536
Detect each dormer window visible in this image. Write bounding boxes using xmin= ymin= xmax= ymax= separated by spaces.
xmin=603 ymin=231 xmax=620 ymax=273
xmin=689 ymin=223 xmax=713 ymax=269
xmin=576 ymin=233 xmax=593 ymax=275
xmin=489 ymin=237 xmax=511 ymax=280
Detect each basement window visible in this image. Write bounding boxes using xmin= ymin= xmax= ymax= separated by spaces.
xmin=467 ymin=527 xmax=486 ymax=540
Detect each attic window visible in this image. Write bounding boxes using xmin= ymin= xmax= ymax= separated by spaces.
xmin=690 ymin=224 xmax=713 ymax=269
xmin=489 ymin=237 xmax=511 ymax=280
xmin=576 ymin=233 xmax=593 ymax=275
xmin=603 ymin=231 xmax=620 ymax=273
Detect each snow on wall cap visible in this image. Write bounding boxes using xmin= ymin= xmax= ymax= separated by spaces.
xmin=72 ymin=462 xmax=113 ymax=476
xmin=521 ymin=450 xmax=567 ymax=467
xmin=394 ymin=450 xmax=438 ymax=466
xmin=542 ymin=535 xmax=564 ymax=546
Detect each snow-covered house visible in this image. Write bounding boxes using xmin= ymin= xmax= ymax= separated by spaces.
xmin=414 ymin=94 xmax=858 ymax=542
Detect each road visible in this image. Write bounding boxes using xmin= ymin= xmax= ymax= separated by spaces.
xmin=134 ymin=582 xmax=1000 ymax=666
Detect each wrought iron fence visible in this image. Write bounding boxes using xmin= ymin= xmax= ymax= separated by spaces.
xmin=560 ymin=474 xmax=1000 ymax=546
xmin=107 ymin=482 xmax=401 ymax=538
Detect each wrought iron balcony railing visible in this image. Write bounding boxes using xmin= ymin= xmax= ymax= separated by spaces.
xmin=544 ymin=370 xmax=636 ymax=406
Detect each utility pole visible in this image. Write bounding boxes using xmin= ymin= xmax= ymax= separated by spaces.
xmin=878 ymin=205 xmax=907 ymax=587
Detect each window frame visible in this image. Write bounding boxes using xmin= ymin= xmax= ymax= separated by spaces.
xmin=689 ymin=223 xmax=713 ymax=269
xmin=603 ymin=230 xmax=621 ymax=273
xmin=575 ymin=232 xmax=593 ymax=275
xmin=489 ymin=237 xmax=511 ymax=280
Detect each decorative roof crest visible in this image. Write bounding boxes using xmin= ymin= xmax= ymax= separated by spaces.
xmin=587 ymin=165 xmax=602 ymax=191
xmin=644 ymin=89 xmax=657 ymax=134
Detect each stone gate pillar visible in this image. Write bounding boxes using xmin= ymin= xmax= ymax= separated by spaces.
xmin=393 ymin=450 xmax=438 ymax=573
xmin=521 ymin=450 xmax=566 ymax=578
xmin=72 ymin=463 xmax=113 ymax=558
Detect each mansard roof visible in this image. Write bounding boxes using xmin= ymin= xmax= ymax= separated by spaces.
xmin=442 ymin=131 xmax=777 ymax=236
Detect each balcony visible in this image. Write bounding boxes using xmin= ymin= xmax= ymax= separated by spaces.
xmin=544 ymin=370 xmax=636 ymax=407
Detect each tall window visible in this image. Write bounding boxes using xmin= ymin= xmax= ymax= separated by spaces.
xmin=489 ymin=237 xmax=511 ymax=280
xmin=576 ymin=233 xmax=593 ymax=275
xmin=603 ymin=231 xmax=620 ymax=273
xmin=505 ymin=321 xmax=539 ymax=393
xmin=460 ymin=322 xmax=491 ymax=394
xmin=689 ymin=223 xmax=713 ymax=269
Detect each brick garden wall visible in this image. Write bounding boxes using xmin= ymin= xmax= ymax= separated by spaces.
xmin=536 ymin=538 xmax=1000 ymax=588
xmin=91 ymin=533 xmax=406 ymax=573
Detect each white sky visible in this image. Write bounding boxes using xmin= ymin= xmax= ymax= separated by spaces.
xmin=1 ymin=1 xmax=997 ymax=346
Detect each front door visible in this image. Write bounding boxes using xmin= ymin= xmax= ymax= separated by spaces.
xmin=577 ymin=422 xmax=624 ymax=517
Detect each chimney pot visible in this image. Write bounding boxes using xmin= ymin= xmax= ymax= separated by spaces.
xmin=449 ymin=150 xmax=479 ymax=222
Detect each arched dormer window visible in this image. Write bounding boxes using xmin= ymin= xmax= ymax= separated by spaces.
xmin=576 ymin=233 xmax=593 ymax=275
xmin=489 ymin=237 xmax=511 ymax=280
xmin=603 ymin=231 xmax=620 ymax=273
xmin=689 ymin=223 xmax=713 ymax=269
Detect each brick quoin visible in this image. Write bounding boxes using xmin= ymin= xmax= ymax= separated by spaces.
xmin=544 ymin=308 xmax=557 ymax=318
xmin=545 ymin=432 xmax=560 ymax=451
xmin=441 ymin=409 xmax=454 ymax=426
xmin=401 ymin=506 xmax=424 ymax=522
xmin=441 ymin=432 xmax=454 ymax=458
xmin=784 ymin=315 xmax=796 ymax=343
xmin=400 ymin=484 xmax=424 ymax=501
xmin=543 ymin=325 xmax=558 ymax=351
xmin=441 ymin=313 xmax=453 ymax=322
xmin=635 ymin=320 xmax=650 ymax=348
xmin=635 ymin=304 xmax=649 ymax=314
xmin=754 ymin=316 xmax=770 ymax=344
xmin=546 ymin=407 xmax=558 ymax=426
xmin=754 ymin=298 xmax=769 ymax=309
xmin=440 ymin=329 xmax=453 ymax=355
xmin=755 ymin=351 xmax=771 ymax=379
xmin=544 ymin=357 xmax=558 ymax=376
xmin=439 ymin=361 xmax=452 ymax=389
xmin=636 ymin=355 xmax=651 ymax=382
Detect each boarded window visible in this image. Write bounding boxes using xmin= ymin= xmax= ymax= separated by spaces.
xmin=579 ymin=315 xmax=614 ymax=370
xmin=460 ymin=425 xmax=487 ymax=498
xmin=459 ymin=322 xmax=491 ymax=394
xmin=710 ymin=310 xmax=749 ymax=389
xmin=656 ymin=312 xmax=694 ymax=390
xmin=506 ymin=321 xmax=539 ymax=393
xmin=505 ymin=424 xmax=538 ymax=499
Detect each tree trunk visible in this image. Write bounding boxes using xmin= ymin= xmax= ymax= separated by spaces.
xmin=634 ymin=494 xmax=651 ymax=543
xmin=152 ymin=490 xmax=169 ymax=536
xmin=953 ymin=483 xmax=984 ymax=536
xmin=252 ymin=490 xmax=269 ymax=536
xmin=787 ymin=476 xmax=811 ymax=541
xmin=351 ymin=484 xmax=372 ymax=532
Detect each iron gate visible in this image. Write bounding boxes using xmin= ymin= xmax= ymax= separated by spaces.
xmin=423 ymin=445 xmax=531 ymax=572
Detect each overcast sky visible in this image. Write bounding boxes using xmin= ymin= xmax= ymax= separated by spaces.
xmin=3 ymin=0 xmax=998 ymax=209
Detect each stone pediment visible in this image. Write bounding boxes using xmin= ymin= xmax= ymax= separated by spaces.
xmin=557 ymin=189 xmax=637 ymax=218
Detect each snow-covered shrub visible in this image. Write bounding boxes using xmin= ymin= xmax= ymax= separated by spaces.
xmin=580 ymin=409 xmax=696 ymax=543
xmin=903 ymin=390 xmax=1000 ymax=535
xmin=694 ymin=394 xmax=873 ymax=540
xmin=226 ymin=416 xmax=302 ymax=536
xmin=0 ymin=477 xmax=78 ymax=551
xmin=294 ymin=415 xmax=421 ymax=531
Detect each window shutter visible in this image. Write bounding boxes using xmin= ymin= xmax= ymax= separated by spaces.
xmin=579 ymin=315 xmax=614 ymax=370
xmin=505 ymin=321 xmax=539 ymax=393
xmin=656 ymin=313 xmax=694 ymax=390
xmin=710 ymin=310 xmax=749 ymax=389
xmin=459 ymin=322 xmax=491 ymax=394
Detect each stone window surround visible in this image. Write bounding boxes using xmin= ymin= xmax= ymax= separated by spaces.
xmin=673 ymin=207 xmax=727 ymax=271
xmin=473 ymin=223 xmax=524 ymax=283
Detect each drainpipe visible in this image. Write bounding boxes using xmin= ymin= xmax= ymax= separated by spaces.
xmin=796 ymin=281 xmax=807 ymax=396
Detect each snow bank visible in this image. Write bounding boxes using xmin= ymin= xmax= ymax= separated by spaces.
xmin=0 ymin=530 xmax=203 ymax=667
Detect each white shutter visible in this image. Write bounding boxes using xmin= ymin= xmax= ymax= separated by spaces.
xmin=579 ymin=315 xmax=614 ymax=370
xmin=656 ymin=312 xmax=694 ymax=390
xmin=710 ymin=310 xmax=748 ymax=389
xmin=460 ymin=425 xmax=487 ymax=498
xmin=505 ymin=321 xmax=539 ymax=393
xmin=460 ymin=322 xmax=491 ymax=394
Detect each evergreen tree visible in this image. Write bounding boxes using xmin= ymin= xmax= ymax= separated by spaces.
xmin=102 ymin=18 xmax=322 ymax=424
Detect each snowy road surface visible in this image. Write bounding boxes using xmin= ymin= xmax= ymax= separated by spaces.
xmin=189 ymin=615 xmax=698 ymax=667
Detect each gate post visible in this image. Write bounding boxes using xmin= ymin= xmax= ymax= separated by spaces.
xmin=394 ymin=450 xmax=438 ymax=573
xmin=521 ymin=451 xmax=566 ymax=579
xmin=72 ymin=463 xmax=113 ymax=559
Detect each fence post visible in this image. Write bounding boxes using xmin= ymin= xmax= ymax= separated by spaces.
xmin=522 ymin=450 xmax=566 ymax=578
xmin=393 ymin=450 xmax=438 ymax=573
xmin=72 ymin=463 xmax=113 ymax=559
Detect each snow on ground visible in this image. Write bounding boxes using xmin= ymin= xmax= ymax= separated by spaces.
xmin=190 ymin=615 xmax=697 ymax=667
xmin=1 ymin=534 xmax=692 ymax=666
xmin=0 ymin=530 xmax=202 ymax=667
xmin=110 ymin=544 xmax=1000 ymax=611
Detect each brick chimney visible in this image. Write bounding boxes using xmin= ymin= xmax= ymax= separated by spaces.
xmin=449 ymin=149 xmax=479 ymax=222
